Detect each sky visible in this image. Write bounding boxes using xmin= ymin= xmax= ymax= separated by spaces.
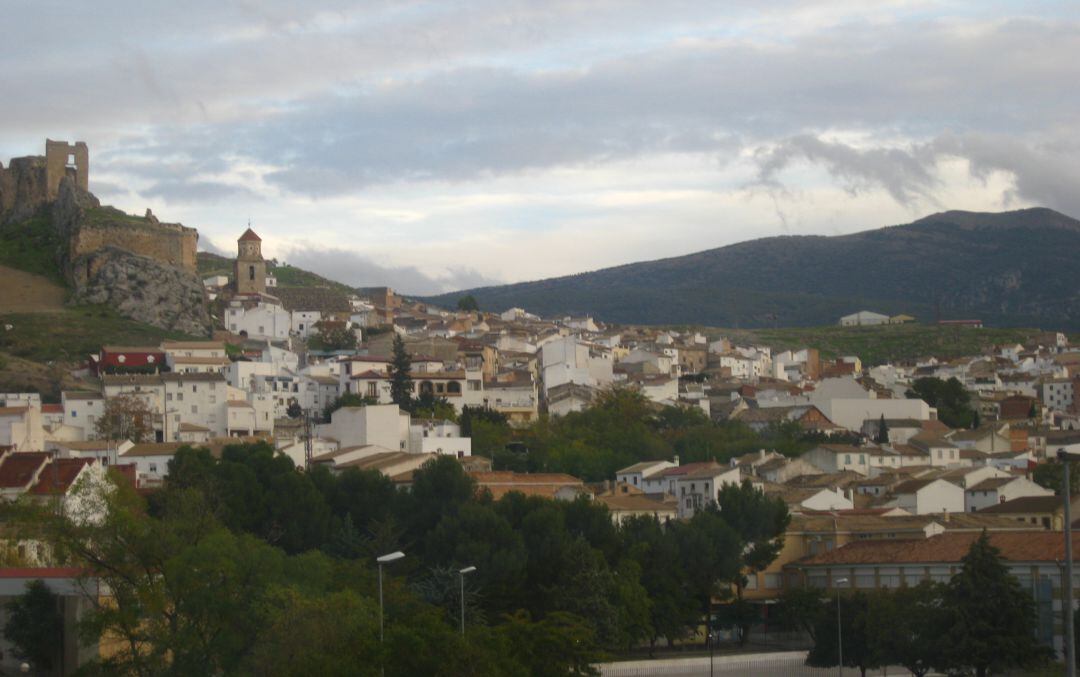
xmin=2 ymin=1 xmax=1079 ymax=294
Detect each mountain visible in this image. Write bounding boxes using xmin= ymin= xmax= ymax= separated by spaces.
xmin=426 ymin=208 xmax=1080 ymax=329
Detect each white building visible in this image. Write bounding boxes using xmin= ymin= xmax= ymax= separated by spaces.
xmin=967 ymin=476 xmax=1053 ymax=513
xmin=316 ymin=404 xmax=409 ymax=452
xmin=839 ymin=310 xmax=891 ymax=327
xmin=408 ymin=419 xmax=471 ymax=457
xmin=225 ymin=300 xmax=291 ymax=340
xmin=891 ymin=478 xmax=965 ymax=515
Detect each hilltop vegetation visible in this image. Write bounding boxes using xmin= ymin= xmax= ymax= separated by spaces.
xmin=427 ymin=207 xmax=1080 ymax=330
xmin=197 ymin=251 xmax=355 ymax=295
xmin=717 ymin=323 xmax=1048 ymax=366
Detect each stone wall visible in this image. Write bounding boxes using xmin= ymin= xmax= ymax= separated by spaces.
xmin=69 ymin=219 xmax=198 ymax=278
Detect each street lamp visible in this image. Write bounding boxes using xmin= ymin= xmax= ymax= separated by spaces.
xmin=1059 ymin=449 xmax=1078 ymax=677
xmin=377 ymin=550 xmax=405 ymax=675
xmin=835 ymin=577 xmax=849 ymax=677
xmin=459 ymin=566 xmax=477 ymax=636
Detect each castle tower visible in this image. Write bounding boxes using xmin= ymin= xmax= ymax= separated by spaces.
xmin=45 ymin=139 xmax=89 ymax=199
xmin=235 ymin=227 xmax=267 ymax=295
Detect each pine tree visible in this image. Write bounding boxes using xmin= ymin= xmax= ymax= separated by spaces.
xmin=389 ymin=333 xmax=413 ymax=410
xmin=940 ymin=532 xmax=1051 ymax=676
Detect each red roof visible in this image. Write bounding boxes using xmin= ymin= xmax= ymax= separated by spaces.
xmin=0 ymin=567 xmax=85 ymax=579
xmin=41 ymin=404 xmax=63 ymax=414
xmin=29 ymin=458 xmax=92 ymax=495
xmin=798 ymin=531 xmax=1080 ymax=566
xmin=0 ymin=453 xmax=50 ymax=489
xmin=238 ymin=228 xmax=262 ymax=242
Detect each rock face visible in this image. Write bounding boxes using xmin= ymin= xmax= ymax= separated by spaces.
xmin=71 ymin=246 xmax=211 ymax=335
xmin=0 ymin=156 xmax=53 ymax=225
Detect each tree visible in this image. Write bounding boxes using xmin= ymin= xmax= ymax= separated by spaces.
xmin=714 ymin=481 xmax=790 ymax=644
xmin=311 ymin=322 xmax=358 ymax=351
xmin=3 ymin=579 xmax=62 ymax=671
xmin=95 ymin=393 xmax=154 ymax=443
xmin=874 ymin=414 xmax=889 ymax=443
xmin=389 ymin=333 xmax=413 ymax=410
xmin=323 ymin=393 xmax=378 ymax=420
xmin=875 ymin=582 xmax=949 ymax=677
xmin=906 ymin=377 xmax=976 ymax=429
xmin=1032 ymin=459 xmax=1080 ymax=496
xmin=456 ymin=295 xmax=479 ymax=311
xmin=286 ymin=401 xmax=303 ymax=419
xmin=806 ymin=589 xmax=881 ymax=677
xmin=939 ymin=532 xmax=1052 ymax=676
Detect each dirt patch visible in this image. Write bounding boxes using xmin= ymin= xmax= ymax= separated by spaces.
xmin=0 ymin=264 xmax=66 ymax=312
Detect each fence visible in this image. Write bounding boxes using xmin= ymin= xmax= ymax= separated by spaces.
xmin=597 ymin=651 xmax=841 ymax=676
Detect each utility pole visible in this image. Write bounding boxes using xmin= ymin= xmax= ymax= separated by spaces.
xmin=304 ymin=408 xmax=313 ymax=471
xmin=1060 ymin=449 xmax=1076 ymax=677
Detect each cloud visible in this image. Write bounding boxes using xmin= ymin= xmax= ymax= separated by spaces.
xmin=281 ymin=245 xmax=502 ymax=295
xmin=142 ymin=179 xmax=262 ymax=203
xmin=750 ymin=130 xmax=1080 ymax=217
xmin=753 ymin=135 xmax=940 ymax=206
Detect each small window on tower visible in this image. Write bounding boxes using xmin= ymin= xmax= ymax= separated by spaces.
xmin=249 ymin=265 xmax=255 ymax=281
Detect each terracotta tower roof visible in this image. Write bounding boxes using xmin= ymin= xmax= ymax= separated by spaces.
xmin=238 ymin=228 xmax=262 ymax=242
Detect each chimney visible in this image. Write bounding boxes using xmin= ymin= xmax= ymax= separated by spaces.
xmin=759 ymin=448 xmax=766 ymax=461
xmin=943 ymin=508 xmax=950 ymax=523
xmin=673 ymin=455 xmax=680 ymax=467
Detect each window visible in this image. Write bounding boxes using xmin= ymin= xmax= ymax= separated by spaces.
xmin=845 ymin=454 xmax=852 ymax=465
xmin=744 ymin=576 xmax=758 ymax=590
xmin=167 ymin=393 xmax=173 ymax=401
xmin=191 ymin=405 xmax=198 ymax=414
xmin=71 ymin=410 xmax=77 ymax=417
xmin=367 ymin=382 xmax=378 ymax=397
xmin=763 ymin=573 xmax=782 ymax=589
xmin=859 ymin=454 xmax=865 ymax=464
xmin=149 ymin=463 xmax=157 ymax=473
xmin=177 ymin=393 xmax=184 ymax=401
xmin=249 ymin=265 xmax=255 ymax=281
xmin=192 ymin=385 xmax=198 ymax=393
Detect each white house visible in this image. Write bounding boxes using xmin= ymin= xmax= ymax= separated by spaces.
xmin=802 ymin=444 xmax=873 ymax=476
xmin=407 ymin=419 xmax=471 ymax=457
xmin=316 ymin=404 xmax=409 ymax=452
xmin=225 ymin=300 xmax=291 ymax=340
xmin=968 ymin=476 xmax=1054 ymax=513
xmin=616 ymin=460 xmax=676 ymax=490
xmin=890 ymin=478 xmax=965 ymax=515
xmin=840 ymin=310 xmax=890 ymax=326
xmin=672 ymin=463 xmax=741 ymax=518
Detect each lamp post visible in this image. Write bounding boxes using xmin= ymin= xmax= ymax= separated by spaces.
xmin=459 ymin=566 xmax=476 ymax=636
xmin=835 ymin=577 xmax=849 ymax=677
xmin=377 ymin=551 xmax=405 ymax=675
xmin=1059 ymin=449 xmax=1077 ymax=677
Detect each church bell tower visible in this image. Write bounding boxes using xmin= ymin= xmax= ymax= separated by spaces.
xmin=235 ymin=227 xmax=266 ymax=295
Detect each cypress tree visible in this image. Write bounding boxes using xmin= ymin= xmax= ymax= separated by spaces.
xmin=389 ymin=333 xmax=413 ymax=410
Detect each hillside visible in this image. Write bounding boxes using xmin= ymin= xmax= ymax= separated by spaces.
xmin=427 ymin=208 xmax=1080 ymax=330
xmin=197 ymin=252 xmax=355 ymax=295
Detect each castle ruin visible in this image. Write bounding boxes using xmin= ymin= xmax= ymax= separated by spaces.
xmin=45 ymin=139 xmax=89 ymax=199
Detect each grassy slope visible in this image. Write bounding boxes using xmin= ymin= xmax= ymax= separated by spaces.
xmin=0 ymin=212 xmax=65 ymax=284
xmin=0 ymin=305 xmax=198 ymax=363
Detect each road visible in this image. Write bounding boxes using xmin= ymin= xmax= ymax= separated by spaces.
xmin=597 ymin=651 xmax=875 ymax=676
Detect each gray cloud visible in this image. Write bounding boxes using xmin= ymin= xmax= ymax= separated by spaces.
xmin=750 ymin=131 xmax=1080 ymax=217
xmin=76 ymin=16 xmax=1079 ymax=202
xmin=282 ymin=246 xmax=502 ymax=296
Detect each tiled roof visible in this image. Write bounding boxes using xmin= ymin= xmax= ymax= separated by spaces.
xmin=0 ymin=453 xmax=50 ymax=488
xmin=121 ymin=443 xmax=186 ymax=457
xmin=238 ymin=228 xmax=262 ymax=242
xmin=979 ymin=495 xmax=1066 ymax=514
xmin=0 ymin=407 xmax=29 ymax=416
xmin=966 ymin=477 xmax=1017 ymax=492
xmin=28 ymin=459 xmax=92 ymax=495
xmin=798 ymin=531 xmax=1080 ymax=566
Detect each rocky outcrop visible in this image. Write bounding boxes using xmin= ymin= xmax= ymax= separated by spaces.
xmin=71 ymin=246 xmax=211 ymax=336
xmin=0 ymin=156 xmax=53 ymax=225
